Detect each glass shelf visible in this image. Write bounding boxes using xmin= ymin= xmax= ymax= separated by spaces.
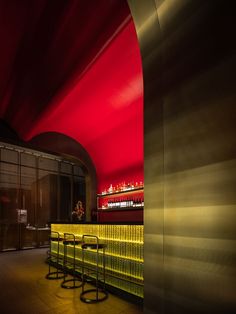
xmin=97 ymin=187 xmax=143 ymax=198
xmin=97 ymin=207 xmax=144 ymax=212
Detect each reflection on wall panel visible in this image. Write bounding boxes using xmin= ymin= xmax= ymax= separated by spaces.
xmin=1 ymin=148 xmax=18 ymax=164
xmin=36 ymin=173 xmax=58 ymax=225
xmin=129 ymin=0 xmax=236 ymax=313
xmin=21 ymin=152 xmax=36 ymax=168
xmin=52 ymin=223 xmax=144 ymax=298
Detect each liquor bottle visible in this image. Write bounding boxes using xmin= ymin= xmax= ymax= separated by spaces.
xmin=137 ymin=198 xmax=141 ymax=207
xmin=139 ymin=198 xmax=142 ymax=207
xmin=116 ymin=198 xmax=119 ymax=208
xmin=127 ymin=182 xmax=131 ymax=190
xmin=129 ymin=198 xmax=132 ymax=208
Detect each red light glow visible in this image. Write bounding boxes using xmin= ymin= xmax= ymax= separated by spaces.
xmin=24 ymin=19 xmax=143 ymax=191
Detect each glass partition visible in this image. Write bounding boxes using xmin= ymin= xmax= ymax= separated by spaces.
xmin=0 ymin=141 xmax=86 ymax=251
xmin=0 ymin=159 xmax=19 ymax=250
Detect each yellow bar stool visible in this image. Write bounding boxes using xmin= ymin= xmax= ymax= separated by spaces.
xmin=80 ymin=234 xmax=108 ymax=303
xmin=46 ymin=231 xmax=64 ymax=280
xmin=61 ymin=232 xmax=83 ymax=289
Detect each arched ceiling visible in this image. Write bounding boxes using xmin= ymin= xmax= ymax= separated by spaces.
xmin=0 ymin=0 xmax=143 ymax=190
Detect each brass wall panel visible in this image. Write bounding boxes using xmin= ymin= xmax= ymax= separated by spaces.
xmin=128 ymin=0 xmax=236 ymax=313
xmin=128 ymin=1 xmax=165 ymax=313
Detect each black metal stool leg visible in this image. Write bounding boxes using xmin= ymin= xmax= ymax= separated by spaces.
xmin=46 ymin=231 xmax=64 ymax=280
xmin=103 ymin=246 xmax=106 ymax=290
xmin=80 ymin=234 xmax=108 ymax=303
xmin=61 ymin=232 xmax=83 ymax=289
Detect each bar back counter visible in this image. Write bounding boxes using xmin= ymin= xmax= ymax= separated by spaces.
xmin=51 ymin=222 xmax=143 ymax=299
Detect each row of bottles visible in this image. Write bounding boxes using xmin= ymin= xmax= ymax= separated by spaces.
xmin=101 ymin=181 xmax=144 ymax=195
xmin=104 ymin=197 xmax=144 ymax=209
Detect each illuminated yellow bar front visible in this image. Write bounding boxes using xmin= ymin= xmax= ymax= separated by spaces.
xmin=51 ymin=223 xmax=144 ymax=298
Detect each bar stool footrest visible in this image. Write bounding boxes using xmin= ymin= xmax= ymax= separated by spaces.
xmin=80 ymin=288 xmax=108 ymax=303
xmin=61 ymin=278 xmax=83 ymax=289
xmin=45 ymin=271 xmax=64 ymax=280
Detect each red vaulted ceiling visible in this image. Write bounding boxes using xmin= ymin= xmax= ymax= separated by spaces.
xmin=0 ymin=0 xmax=143 ymax=191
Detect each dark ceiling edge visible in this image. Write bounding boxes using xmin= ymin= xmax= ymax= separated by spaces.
xmin=0 ymin=118 xmax=20 ymax=141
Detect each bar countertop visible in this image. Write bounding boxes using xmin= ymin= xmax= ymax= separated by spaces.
xmin=49 ymin=221 xmax=143 ymax=225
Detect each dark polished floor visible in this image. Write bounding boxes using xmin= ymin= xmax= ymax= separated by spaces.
xmin=0 ymin=248 xmax=143 ymax=314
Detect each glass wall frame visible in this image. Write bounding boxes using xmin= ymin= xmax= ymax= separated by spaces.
xmin=0 ymin=141 xmax=85 ymax=251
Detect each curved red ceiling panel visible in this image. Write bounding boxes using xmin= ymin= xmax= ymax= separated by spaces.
xmin=28 ymin=19 xmax=143 ymax=190
xmin=0 ymin=0 xmax=143 ymax=191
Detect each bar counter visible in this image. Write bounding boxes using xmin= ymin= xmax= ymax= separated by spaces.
xmin=51 ymin=222 xmax=144 ymax=298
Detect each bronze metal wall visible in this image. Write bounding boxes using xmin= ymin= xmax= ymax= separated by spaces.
xmin=128 ymin=0 xmax=236 ymax=313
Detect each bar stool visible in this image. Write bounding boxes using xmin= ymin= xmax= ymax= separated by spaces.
xmin=46 ymin=231 xmax=64 ymax=280
xmin=80 ymin=234 xmax=108 ymax=303
xmin=61 ymin=232 xmax=83 ymax=289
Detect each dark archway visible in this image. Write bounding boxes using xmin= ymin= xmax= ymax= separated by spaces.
xmin=29 ymin=132 xmax=97 ymax=221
